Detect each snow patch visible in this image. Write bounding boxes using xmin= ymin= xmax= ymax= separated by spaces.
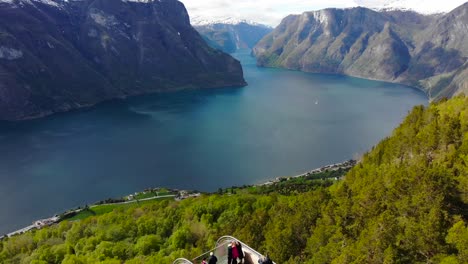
xmin=0 ymin=47 xmax=23 ymax=60
xmin=311 ymin=10 xmax=329 ymax=25
xmin=4 ymin=0 xmax=60 ymax=7
xmin=0 ymin=0 xmax=64 ymax=9
xmin=89 ymin=9 xmax=119 ymax=27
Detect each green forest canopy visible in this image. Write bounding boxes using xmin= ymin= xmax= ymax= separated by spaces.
xmin=1 ymin=95 xmax=467 ymax=264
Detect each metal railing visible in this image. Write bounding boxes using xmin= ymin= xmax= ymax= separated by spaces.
xmin=173 ymin=258 xmax=193 ymax=264
xmin=173 ymin=235 xmax=275 ymax=264
xmin=188 ymin=240 xmax=229 ymax=264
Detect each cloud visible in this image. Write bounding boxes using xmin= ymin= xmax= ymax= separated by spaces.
xmin=179 ymin=0 xmax=467 ymax=26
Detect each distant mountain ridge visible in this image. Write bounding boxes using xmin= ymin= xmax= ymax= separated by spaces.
xmin=194 ymin=20 xmax=272 ymax=54
xmin=0 ymin=0 xmax=246 ymax=121
xmin=190 ymin=16 xmax=267 ymax=27
xmin=253 ymin=3 xmax=468 ymax=100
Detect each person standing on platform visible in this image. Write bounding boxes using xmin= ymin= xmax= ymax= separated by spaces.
xmin=236 ymin=241 xmax=245 ymax=263
xmin=208 ymin=252 xmax=217 ymax=264
xmin=228 ymin=240 xmax=239 ymax=264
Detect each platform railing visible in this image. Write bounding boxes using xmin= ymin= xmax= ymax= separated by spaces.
xmin=189 ymin=240 xmax=229 ymax=264
xmin=173 ymin=258 xmax=193 ymax=264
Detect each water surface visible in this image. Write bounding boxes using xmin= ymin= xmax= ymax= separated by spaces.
xmin=0 ymin=50 xmax=427 ymax=234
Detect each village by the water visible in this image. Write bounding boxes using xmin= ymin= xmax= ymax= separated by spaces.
xmin=1 ymin=159 xmax=356 ymax=239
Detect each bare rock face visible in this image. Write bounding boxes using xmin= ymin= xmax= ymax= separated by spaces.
xmin=253 ymin=4 xmax=468 ymax=100
xmin=0 ymin=0 xmax=246 ymax=121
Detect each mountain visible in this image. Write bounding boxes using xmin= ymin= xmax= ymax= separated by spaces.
xmin=253 ymin=3 xmax=468 ymax=100
xmin=193 ymin=19 xmax=272 ymax=53
xmin=0 ymin=0 xmax=246 ymax=121
xmin=1 ymin=94 xmax=467 ymax=263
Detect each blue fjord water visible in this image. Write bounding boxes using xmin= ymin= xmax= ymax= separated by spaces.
xmin=0 ymin=50 xmax=427 ymax=234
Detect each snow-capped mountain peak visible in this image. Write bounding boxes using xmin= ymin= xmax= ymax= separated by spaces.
xmin=190 ymin=15 xmax=269 ymax=27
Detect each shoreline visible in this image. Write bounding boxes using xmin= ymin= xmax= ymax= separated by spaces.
xmin=259 ymin=159 xmax=357 ymax=186
xmin=0 ymin=159 xmax=357 ymax=239
xmin=0 ymin=81 xmax=248 ymax=123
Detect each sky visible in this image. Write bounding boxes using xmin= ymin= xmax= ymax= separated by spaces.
xmin=179 ymin=0 xmax=468 ymax=26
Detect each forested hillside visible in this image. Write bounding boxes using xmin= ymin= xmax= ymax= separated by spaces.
xmin=1 ymin=95 xmax=467 ymax=263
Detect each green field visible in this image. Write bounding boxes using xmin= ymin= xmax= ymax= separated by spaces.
xmin=132 ymin=189 xmax=173 ymax=200
xmin=66 ymin=196 xmax=175 ymax=221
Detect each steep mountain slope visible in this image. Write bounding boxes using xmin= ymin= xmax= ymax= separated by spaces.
xmin=406 ymin=3 xmax=468 ymax=98
xmin=194 ymin=21 xmax=272 ymax=53
xmin=1 ymin=95 xmax=467 ymax=263
xmin=253 ymin=4 xmax=467 ymax=99
xmin=0 ymin=0 xmax=246 ymax=121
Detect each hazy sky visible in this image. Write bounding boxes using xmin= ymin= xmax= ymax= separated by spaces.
xmin=179 ymin=0 xmax=467 ymax=26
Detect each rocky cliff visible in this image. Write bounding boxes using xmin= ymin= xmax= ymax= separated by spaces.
xmin=0 ymin=0 xmax=246 ymax=120
xmin=253 ymin=4 xmax=468 ymax=99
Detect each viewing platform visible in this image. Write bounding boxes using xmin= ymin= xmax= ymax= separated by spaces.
xmin=174 ymin=236 xmax=276 ymax=264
